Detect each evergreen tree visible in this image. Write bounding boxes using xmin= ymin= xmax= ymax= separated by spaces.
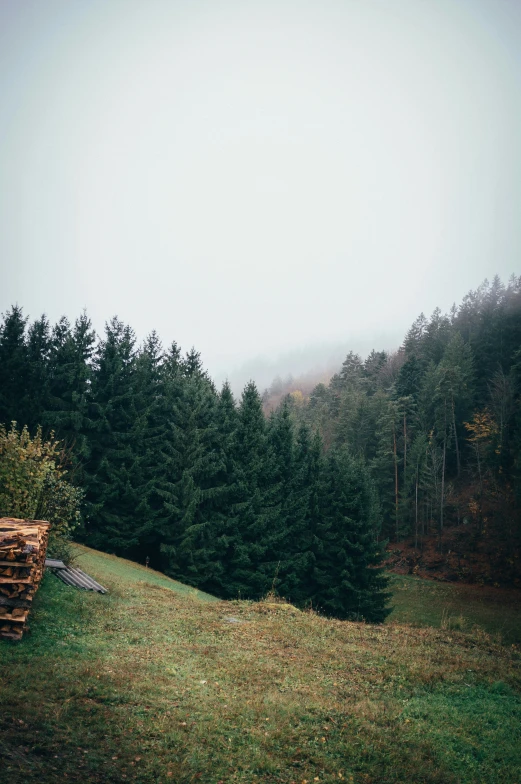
xmin=43 ymin=311 xmax=95 ymax=463
xmin=363 ymin=350 xmax=388 ymax=395
xmin=403 ymin=313 xmax=428 ymax=357
xmin=338 ymin=351 xmax=364 ymax=386
xmin=510 ymin=348 xmax=521 ymax=511
xmin=224 ymin=382 xmax=275 ymax=598
xmin=24 ymin=315 xmax=52 ymax=432
xmin=284 ymin=425 xmax=324 ymax=604
xmin=159 ymin=353 xmax=225 ymax=591
xmin=307 ymin=383 xmax=336 ymax=448
xmin=265 ymin=403 xmax=309 ymax=600
xmin=423 ymin=307 xmax=452 ymax=365
xmin=370 ymin=397 xmax=400 ymax=540
xmin=312 ymin=448 xmax=390 ymax=622
xmin=83 ymin=318 xmax=141 ymax=553
xmin=406 ymin=431 xmax=429 ymax=548
xmin=198 ymin=381 xmax=241 ymax=595
xmin=436 ymin=333 xmax=474 ymax=477
xmin=0 ymin=306 xmax=29 ymax=428
xmin=130 ymin=331 xmax=169 ymax=563
xmin=395 ymin=355 xmax=425 ymax=402
xmin=335 ymin=387 xmax=376 ymax=460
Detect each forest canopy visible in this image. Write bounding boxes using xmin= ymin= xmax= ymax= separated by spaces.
xmin=0 ymin=274 xmax=520 ymax=615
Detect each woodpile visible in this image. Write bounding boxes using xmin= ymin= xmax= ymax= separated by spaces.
xmin=0 ymin=517 xmax=51 ymax=641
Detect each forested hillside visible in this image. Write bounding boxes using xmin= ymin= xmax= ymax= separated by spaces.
xmin=0 ymin=310 xmax=388 ymax=621
xmin=1 ymin=275 xmax=520 ymax=606
xmin=277 ymin=276 xmax=521 ymax=585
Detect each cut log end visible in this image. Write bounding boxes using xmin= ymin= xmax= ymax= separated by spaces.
xmin=0 ymin=518 xmax=50 ymax=642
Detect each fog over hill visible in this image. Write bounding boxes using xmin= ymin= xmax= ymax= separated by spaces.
xmin=215 ymin=330 xmax=403 ymax=398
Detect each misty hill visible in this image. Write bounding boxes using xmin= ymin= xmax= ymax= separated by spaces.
xmin=216 ymin=331 xmax=404 ymax=399
xmin=261 ymin=367 xmax=335 ymax=413
xmin=264 ymin=275 xmax=521 ymax=586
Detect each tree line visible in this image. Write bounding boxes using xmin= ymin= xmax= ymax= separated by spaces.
xmin=3 ymin=274 xmax=518 ymax=607
xmin=280 ymin=275 xmax=521 ymax=581
xmin=0 ymin=311 xmax=389 ymax=621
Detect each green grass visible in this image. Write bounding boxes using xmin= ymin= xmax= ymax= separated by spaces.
xmin=0 ymin=546 xmax=520 ymax=783
xmin=72 ymin=544 xmax=219 ymax=602
xmin=387 ymin=573 xmax=521 ymax=644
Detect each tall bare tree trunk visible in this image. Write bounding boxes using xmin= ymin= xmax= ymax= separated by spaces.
xmin=393 ymin=423 xmax=399 ymax=541
xmin=452 ymin=398 xmax=460 ymax=476
xmin=403 ymin=411 xmax=407 ymax=492
xmin=440 ymin=408 xmax=447 ymax=553
xmin=440 ymin=438 xmax=446 ymax=530
xmin=439 ymin=399 xmax=447 ymax=553
xmin=475 ymin=443 xmax=484 ymax=535
xmin=415 ymin=473 xmax=419 ymax=549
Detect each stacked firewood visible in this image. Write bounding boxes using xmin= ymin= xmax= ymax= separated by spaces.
xmin=0 ymin=517 xmax=51 ymax=641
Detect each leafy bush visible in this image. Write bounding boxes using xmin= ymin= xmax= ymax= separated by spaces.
xmin=0 ymin=423 xmax=82 ymax=563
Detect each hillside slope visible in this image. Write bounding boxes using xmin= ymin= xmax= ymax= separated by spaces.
xmin=72 ymin=545 xmax=219 ymax=602
xmin=0 ymin=547 xmax=520 ymax=784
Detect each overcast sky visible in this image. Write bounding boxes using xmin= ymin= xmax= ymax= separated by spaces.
xmin=1 ymin=0 xmax=520 ymax=388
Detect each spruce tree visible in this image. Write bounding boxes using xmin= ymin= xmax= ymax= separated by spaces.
xmin=130 ymin=331 xmax=169 ymax=563
xmin=265 ymin=402 xmax=309 ymax=600
xmin=24 ymin=315 xmax=51 ymax=432
xmin=83 ymin=318 xmax=141 ymax=553
xmin=159 ymin=352 xmax=225 ymax=590
xmin=370 ymin=397 xmax=400 ymax=540
xmin=224 ymin=382 xmax=275 ymax=599
xmin=312 ymin=448 xmax=390 ymax=622
xmin=43 ymin=312 xmax=95 ymax=463
xmin=0 ymin=306 xmax=29 ymax=428
xmin=395 ymin=355 xmax=425 ymax=402
xmin=363 ymin=350 xmax=388 ymax=395
xmin=200 ymin=381 xmax=241 ymax=596
xmin=279 ymin=424 xmax=323 ymax=604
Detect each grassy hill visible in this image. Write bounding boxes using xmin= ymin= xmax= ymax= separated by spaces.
xmin=1 ymin=546 xmax=520 ymax=784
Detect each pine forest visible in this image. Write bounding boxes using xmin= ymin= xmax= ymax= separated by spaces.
xmin=1 ymin=275 xmax=520 ymax=620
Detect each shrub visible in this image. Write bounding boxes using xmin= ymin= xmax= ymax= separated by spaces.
xmin=0 ymin=422 xmax=82 ymax=563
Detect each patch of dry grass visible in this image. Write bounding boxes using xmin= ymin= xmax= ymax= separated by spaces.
xmin=0 ymin=546 xmax=520 ymax=783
